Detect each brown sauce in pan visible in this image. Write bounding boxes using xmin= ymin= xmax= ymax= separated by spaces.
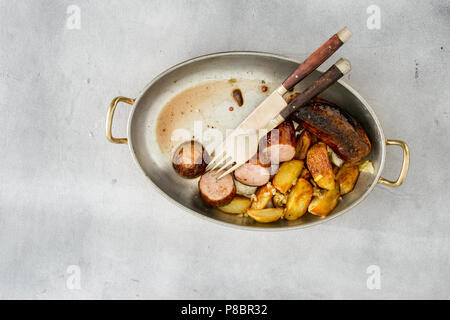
xmin=232 ymin=89 xmax=244 ymax=106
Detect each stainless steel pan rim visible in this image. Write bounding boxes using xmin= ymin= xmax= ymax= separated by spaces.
xmin=106 ymin=51 xmax=409 ymax=231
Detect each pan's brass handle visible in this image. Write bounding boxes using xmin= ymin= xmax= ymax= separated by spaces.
xmin=106 ymin=96 xmax=135 ymax=144
xmin=378 ymin=139 xmax=410 ymax=187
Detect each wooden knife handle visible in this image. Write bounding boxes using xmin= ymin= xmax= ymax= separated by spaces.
xmin=282 ymin=27 xmax=351 ymax=91
xmin=279 ymin=58 xmax=351 ymax=119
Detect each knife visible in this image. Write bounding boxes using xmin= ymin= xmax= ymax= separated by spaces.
xmin=207 ymin=27 xmax=352 ymax=172
xmin=215 ymin=58 xmax=352 ymax=178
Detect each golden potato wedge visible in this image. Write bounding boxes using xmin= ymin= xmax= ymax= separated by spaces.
xmin=272 ymin=160 xmax=304 ymax=193
xmin=247 ymin=208 xmax=284 ymax=223
xmin=273 ymin=191 xmax=288 ymax=208
xmin=306 ymin=142 xmax=335 ymax=190
xmin=336 ymin=165 xmax=360 ymax=195
xmin=285 ymin=178 xmax=313 ymax=220
xmin=218 ymin=196 xmax=252 ymax=214
xmin=250 ymin=183 xmax=276 ymax=209
xmin=308 ymin=187 xmax=340 ymax=217
xmin=294 ymin=130 xmax=313 ymax=160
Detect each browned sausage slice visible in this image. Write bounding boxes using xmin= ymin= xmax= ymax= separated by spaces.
xmin=198 ymin=170 xmax=236 ymax=207
xmin=290 ymin=99 xmax=371 ymax=163
xmin=260 ymin=120 xmax=296 ymax=164
xmin=172 ymin=140 xmax=208 ymax=178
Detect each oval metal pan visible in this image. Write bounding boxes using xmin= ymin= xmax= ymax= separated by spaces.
xmin=126 ymin=52 xmax=386 ymax=230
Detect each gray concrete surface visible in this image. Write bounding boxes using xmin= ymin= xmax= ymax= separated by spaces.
xmin=0 ymin=0 xmax=449 ymax=299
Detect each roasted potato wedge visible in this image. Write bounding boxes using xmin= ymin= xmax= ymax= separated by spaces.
xmin=336 ymin=165 xmax=360 ymax=195
xmin=285 ymin=178 xmax=313 ymax=220
xmin=306 ymin=142 xmax=335 ymax=190
xmin=294 ymin=130 xmax=313 ymax=160
xmin=247 ymin=208 xmax=284 ymax=223
xmin=272 ymin=160 xmax=304 ymax=193
xmin=273 ymin=191 xmax=288 ymax=208
xmin=308 ymin=187 xmax=340 ymax=217
xmin=250 ymin=183 xmax=276 ymax=209
xmin=218 ymin=196 xmax=252 ymax=214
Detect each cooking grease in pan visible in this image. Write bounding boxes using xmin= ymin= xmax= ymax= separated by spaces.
xmin=156 ymin=79 xmax=276 ymax=156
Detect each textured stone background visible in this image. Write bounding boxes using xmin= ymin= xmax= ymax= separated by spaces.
xmin=0 ymin=0 xmax=449 ymax=299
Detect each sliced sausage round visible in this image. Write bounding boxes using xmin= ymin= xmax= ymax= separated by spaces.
xmin=198 ymin=170 xmax=236 ymax=207
xmin=234 ymin=162 xmax=271 ymax=186
xmin=260 ymin=120 xmax=296 ymax=164
xmin=172 ymin=140 xmax=208 ymax=179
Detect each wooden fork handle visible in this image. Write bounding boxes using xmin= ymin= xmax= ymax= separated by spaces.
xmin=282 ymin=27 xmax=351 ymax=91
xmin=279 ymin=58 xmax=351 ymax=119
